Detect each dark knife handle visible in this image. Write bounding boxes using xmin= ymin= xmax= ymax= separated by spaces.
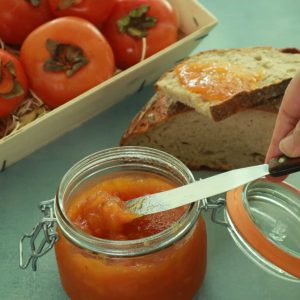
xmin=269 ymin=155 xmax=300 ymax=177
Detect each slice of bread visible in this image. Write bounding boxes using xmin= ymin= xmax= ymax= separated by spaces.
xmin=156 ymin=47 xmax=300 ymax=121
xmin=120 ymin=93 xmax=281 ymax=170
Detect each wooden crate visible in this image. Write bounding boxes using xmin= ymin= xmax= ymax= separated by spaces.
xmin=0 ymin=0 xmax=217 ymax=170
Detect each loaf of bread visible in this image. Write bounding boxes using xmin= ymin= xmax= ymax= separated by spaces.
xmin=156 ymin=47 xmax=300 ymax=121
xmin=121 ymin=93 xmax=281 ymax=170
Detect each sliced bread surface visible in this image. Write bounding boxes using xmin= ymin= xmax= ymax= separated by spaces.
xmin=156 ymin=47 xmax=300 ymax=121
xmin=121 ymin=93 xmax=280 ymax=170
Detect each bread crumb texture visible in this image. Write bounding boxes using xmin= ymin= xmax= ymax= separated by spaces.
xmin=121 ymin=93 xmax=280 ymax=170
xmin=156 ymin=47 xmax=300 ymax=120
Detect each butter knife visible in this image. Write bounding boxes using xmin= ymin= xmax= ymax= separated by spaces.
xmin=125 ymin=156 xmax=300 ymax=215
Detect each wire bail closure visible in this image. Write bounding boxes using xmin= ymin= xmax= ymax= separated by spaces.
xmin=19 ymin=198 xmax=58 ymax=271
xmin=203 ymin=197 xmax=228 ymax=227
xmin=18 ymin=195 xmax=227 ymax=272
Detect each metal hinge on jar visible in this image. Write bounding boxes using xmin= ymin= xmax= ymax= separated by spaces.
xmin=203 ymin=197 xmax=229 ymax=227
xmin=19 ymin=198 xmax=58 ymax=271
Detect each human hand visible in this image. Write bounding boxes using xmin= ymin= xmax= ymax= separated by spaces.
xmin=266 ymin=70 xmax=300 ymax=162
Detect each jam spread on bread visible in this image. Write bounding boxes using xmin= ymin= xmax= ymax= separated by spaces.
xmin=176 ymin=62 xmax=263 ymax=101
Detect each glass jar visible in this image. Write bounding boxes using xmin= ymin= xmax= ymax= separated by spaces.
xmin=19 ymin=147 xmax=300 ymax=299
xmin=20 ymin=146 xmax=207 ymax=300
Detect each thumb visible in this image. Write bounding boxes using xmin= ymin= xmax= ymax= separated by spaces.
xmin=279 ymin=120 xmax=300 ymax=157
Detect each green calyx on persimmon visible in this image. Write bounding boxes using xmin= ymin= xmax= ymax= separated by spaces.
xmin=43 ymin=39 xmax=89 ymax=77
xmin=25 ymin=0 xmax=42 ymax=7
xmin=117 ymin=5 xmax=157 ymax=39
xmin=56 ymin=0 xmax=83 ymax=10
xmin=0 ymin=60 xmax=24 ymax=99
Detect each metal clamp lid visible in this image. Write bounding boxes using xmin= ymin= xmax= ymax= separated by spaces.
xmin=205 ymin=197 xmax=228 ymax=227
xmin=19 ymin=199 xmax=58 ymax=271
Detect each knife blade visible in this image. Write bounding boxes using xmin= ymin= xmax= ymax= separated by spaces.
xmin=125 ymin=155 xmax=300 ymax=215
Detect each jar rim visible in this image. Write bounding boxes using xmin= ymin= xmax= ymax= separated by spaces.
xmin=54 ymin=146 xmax=202 ymax=257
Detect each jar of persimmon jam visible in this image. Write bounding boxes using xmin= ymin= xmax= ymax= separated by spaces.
xmin=20 ymin=147 xmax=207 ymax=300
xmin=20 ymin=147 xmax=300 ymax=298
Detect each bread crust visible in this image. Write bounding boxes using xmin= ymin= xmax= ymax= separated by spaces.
xmin=121 ymin=92 xmax=281 ymax=146
xmin=156 ymin=47 xmax=300 ymax=121
xmin=121 ymin=93 xmax=189 ymax=143
xmin=209 ymin=79 xmax=288 ymax=120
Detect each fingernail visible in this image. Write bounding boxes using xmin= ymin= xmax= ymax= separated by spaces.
xmin=279 ymin=134 xmax=294 ymax=155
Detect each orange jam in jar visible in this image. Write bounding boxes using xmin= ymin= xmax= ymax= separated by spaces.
xmin=54 ymin=147 xmax=207 ymax=300
xmin=67 ymin=171 xmax=187 ymax=241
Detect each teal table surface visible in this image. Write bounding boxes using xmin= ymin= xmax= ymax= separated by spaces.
xmin=1 ymin=0 xmax=300 ymax=299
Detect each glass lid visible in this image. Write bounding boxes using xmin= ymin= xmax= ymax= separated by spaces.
xmin=225 ymin=178 xmax=300 ymax=281
xmin=244 ymin=179 xmax=300 ymax=257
